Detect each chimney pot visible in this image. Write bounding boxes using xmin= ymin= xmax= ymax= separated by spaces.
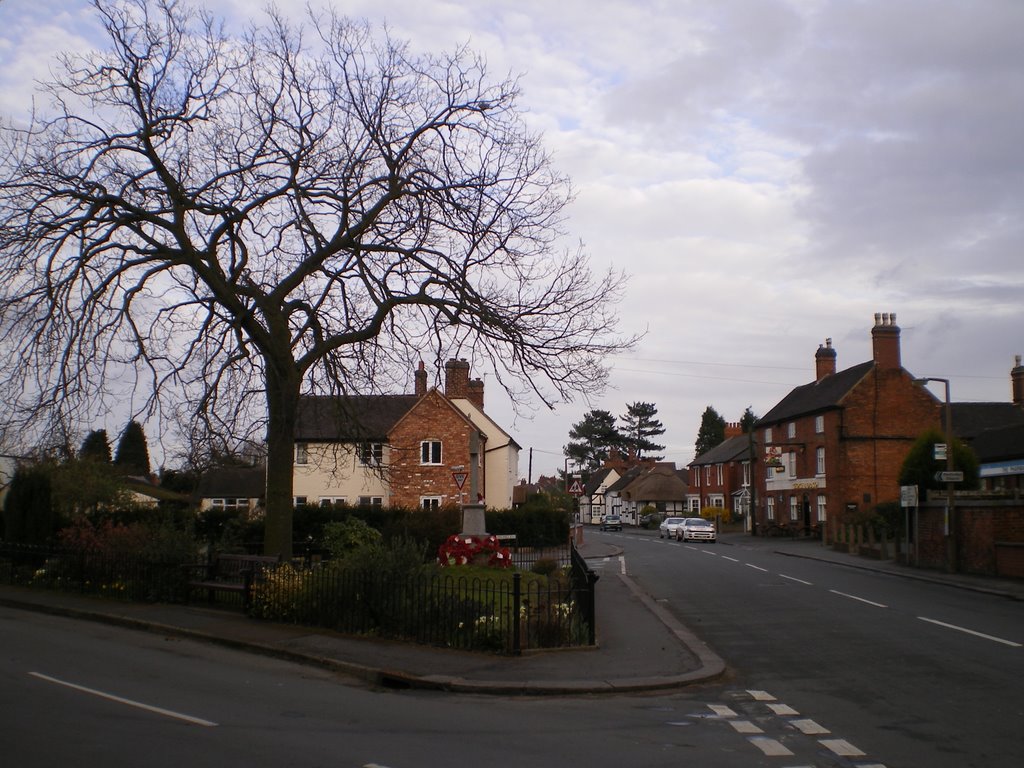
xmin=871 ymin=311 xmax=901 ymax=370
xmin=1012 ymin=354 xmax=1024 ymax=406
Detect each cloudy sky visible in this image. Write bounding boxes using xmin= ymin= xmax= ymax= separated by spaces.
xmin=2 ymin=0 xmax=1022 ymax=478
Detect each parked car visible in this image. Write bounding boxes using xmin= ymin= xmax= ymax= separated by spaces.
xmin=600 ymin=514 xmax=622 ymax=531
xmin=658 ymin=516 xmax=685 ymax=539
xmin=677 ymin=517 xmax=717 ymax=543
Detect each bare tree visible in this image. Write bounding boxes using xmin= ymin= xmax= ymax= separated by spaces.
xmin=0 ymin=0 xmax=634 ymax=557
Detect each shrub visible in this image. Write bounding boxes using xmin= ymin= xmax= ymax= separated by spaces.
xmin=530 ymin=558 xmax=559 ymax=576
xmin=322 ymin=517 xmax=382 ymax=558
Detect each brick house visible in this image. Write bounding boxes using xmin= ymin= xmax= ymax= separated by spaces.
xmin=755 ymin=313 xmax=941 ymax=543
xmin=688 ymin=425 xmax=755 ymax=528
xmin=292 ymin=359 xmax=519 ymax=510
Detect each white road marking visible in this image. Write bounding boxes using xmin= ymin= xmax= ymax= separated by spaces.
xmin=745 ymin=563 xmax=769 ymax=572
xmin=917 ymin=617 xmax=1022 ymax=647
xmin=722 ymin=555 xmax=740 ymax=562
xmin=780 ymin=573 xmax=813 ymax=585
xmin=729 ymin=720 xmax=763 ymax=734
xmin=619 ymin=555 xmax=627 ymax=575
xmin=701 ymin=549 xmax=717 ymax=556
xmin=708 ymin=704 xmax=738 ymax=717
xmin=791 ymin=718 xmax=830 ymax=735
xmin=29 ymin=672 xmax=217 ymax=727
xmin=819 ymin=738 xmax=866 ymax=756
xmin=747 ymin=690 xmax=775 ymax=700
xmin=829 ymin=589 xmax=888 ymax=608
xmin=767 ymin=702 xmax=799 ymax=716
xmin=748 ymin=736 xmax=793 ymax=756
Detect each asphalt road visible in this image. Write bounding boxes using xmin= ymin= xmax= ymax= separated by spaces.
xmin=613 ymin=530 xmax=1024 ymax=768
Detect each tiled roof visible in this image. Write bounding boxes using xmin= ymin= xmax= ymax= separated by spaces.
xmin=950 ymin=403 xmax=1024 ymax=442
xmin=971 ymin=423 xmax=1024 ymax=463
xmin=620 ymin=465 xmax=688 ymax=502
xmin=691 ymin=434 xmax=753 ymax=466
xmin=758 ymin=361 xmax=874 ymax=425
xmin=295 ymin=394 xmax=420 ymax=441
xmin=194 ymin=466 xmax=266 ymax=499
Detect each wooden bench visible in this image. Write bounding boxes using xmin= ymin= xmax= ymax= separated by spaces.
xmin=184 ymin=554 xmax=280 ymax=610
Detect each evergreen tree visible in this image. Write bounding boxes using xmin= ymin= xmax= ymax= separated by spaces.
xmin=619 ymin=401 xmax=666 ymax=460
xmin=898 ymin=428 xmax=979 ymax=494
xmin=565 ymin=410 xmax=624 ymax=472
xmin=694 ymin=406 xmax=727 ymax=457
xmin=114 ymin=421 xmax=151 ymax=477
xmin=79 ymin=429 xmax=112 ymax=463
xmin=3 ymin=464 xmax=58 ymax=544
xmin=739 ymin=406 xmax=759 ymax=434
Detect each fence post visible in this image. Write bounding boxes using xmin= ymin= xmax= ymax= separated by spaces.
xmin=586 ymin=569 xmax=598 ymax=646
xmin=512 ymin=572 xmax=521 ymax=655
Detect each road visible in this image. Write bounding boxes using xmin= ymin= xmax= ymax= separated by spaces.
xmin=608 ymin=529 xmax=1024 ymax=768
xmin=3 ymin=532 xmax=1021 ymax=767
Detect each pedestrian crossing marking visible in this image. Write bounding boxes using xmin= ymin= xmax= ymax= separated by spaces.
xmin=767 ymin=702 xmax=799 ymax=716
xmin=729 ymin=720 xmax=763 ymax=734
xmin=708 ymin=704 xmax=738 ymax=717
xmin=748 ymin=736 xmax=793 ymax=756
xmin=820 ymin=738 xmax=865 ymax=756
xmin=791 ymin=719 xmax=829 ymax=735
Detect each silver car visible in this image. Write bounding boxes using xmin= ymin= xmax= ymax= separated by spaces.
xmin=677 ymin=517 xmax=717 ymax=543
xmin=658 ymin=516 xmax=685 ymax=539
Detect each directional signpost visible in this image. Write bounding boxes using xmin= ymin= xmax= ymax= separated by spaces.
xmin=934 ymin=471 xmax=964 ymax=483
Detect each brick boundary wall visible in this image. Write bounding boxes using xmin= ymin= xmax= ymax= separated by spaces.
xmin=916 ymin=498 xmax=1024 ymax=578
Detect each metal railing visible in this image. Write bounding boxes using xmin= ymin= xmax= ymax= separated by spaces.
xmin=0 ymin=541 xmax=596 ymax=655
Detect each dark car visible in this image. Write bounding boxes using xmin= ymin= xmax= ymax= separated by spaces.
xmin=600 ymin=514 xmax=623 ymax=531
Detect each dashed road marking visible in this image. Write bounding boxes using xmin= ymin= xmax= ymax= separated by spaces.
xmin=918 ymin=616 xmax=1022 ymax=647
xmin=767 ymin=702 xmax=800 ymax=716
xmin=780 ymin=573 xmax=813 ymax=585
xmin=729 ymin=720 xmax=763 ymax=734
xmin=747 ymin=689 xmax=775 ymax=701
xmin=791 ymin=718 xmax=830 ymax=735
xmin=745 ymin=563 xmax=769 ymax=572
xmin=748 ymin=736 xmax=794 ymax=756
xmin=829 ymin=589 xmax=887 ymax=608
xmin=722 ymin=555 xmax=740 ymax=562
xmin=708 ymin=704 xmax=738 ymax=717
xmin=820 ymin=738 xmax=866 ymax=756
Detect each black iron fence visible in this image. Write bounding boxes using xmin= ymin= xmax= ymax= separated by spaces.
xmin=0 ymin=542 xmax=597 ymax=655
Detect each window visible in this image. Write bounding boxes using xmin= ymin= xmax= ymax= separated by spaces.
xmin=420 ymin=440 xmax=442 ymax=465
xmin=358 ymin=496 xmax=383 ymax=507
xmin=211 ymin=498 xmax=249 ymax=512
xmin=710 ymin=494 xmax=724 ymax=508
xmin=294 ymin=496 xmax=307 ymax=507
xmin=421 ymin=496 xmax=442 ymax=511
xmin=815 ymin=415 xmax=824 ymax=433
xmin=742 ymin=461 xmax=750 ymax=486
xmin=764 ymin=427 xmax=773 ymax=443
xmin=294 ymin=443 xmax=308 ymax=465
xmin=787 ymin=422 xmax=796 ymax=439
xmin=816 ymin=447 xmax=825 ymax=475
xmin=789 ymin=495 xmax=799 ymax=520
xmin=817 ymin=495 xmax=827 ymax=522
xmin=766 ymin=496 xmax=775 ymax=520
xmin=358 ymin=442 xmax=383 ymax=466
xmin=788 ymin=451 xmax=796 ymax=478
xmin=716 ymin=464 xmax=723 ymax=485
xmin=689 ymin=497 xmax=701 ymax=513
xmin=319 ymin=496 xmax=346 ymax=506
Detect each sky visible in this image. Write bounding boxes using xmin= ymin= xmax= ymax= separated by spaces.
xmin=2 ymin=0 xmax=1023 ymax=479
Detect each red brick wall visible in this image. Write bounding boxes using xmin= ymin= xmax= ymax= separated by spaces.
xmin=387 ymin=391 xmax=477 ymax=508
xmin=916 ymin=499 xmax=1024 ymax=577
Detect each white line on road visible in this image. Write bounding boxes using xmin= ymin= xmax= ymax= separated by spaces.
xmin=829 ymin=589 xmax=887 ymax=608
xmin=729 ymin=720 xmax=763 ymax=734
xmin=701 ymin=549 xmax=717 ymax=556
xmin=780 ymin=574 xmax=813 ymax=585
xmin=722 ymin=556 xmax=740 ymax=562
xmin=708 ymin=704 xmax=738 ymax=717
xmin=745 ymin=563 xmax=769 ymax=572
xmin=29 ymin=672 xmax=217 ymax=727
xmin=767 ymin=703 xmax=799 ymax=716
xmin=619 ymin=555 xmax=627 ymax=575
xmin=748 ymin=736 xmax=793 ymax=756
xmin=917 ymin=617 xmax=1022 ymax=647
xmin=747 ymin=690 xmax=775 ymax=701
xmin=819 ymin=738 xmax=865 ymax=756
xmin=791 ymin=718 xmax=830 ymax=735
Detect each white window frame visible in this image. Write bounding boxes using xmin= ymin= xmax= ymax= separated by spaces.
xmin=358 ymin=496 xmax=383 ymax=507
xmin=788 ymin=451 xmax=797 ymax=478
xmin=420 ymin=440 xmax=442 ymax=465
xmin=742 ymin=461 xmax=750 ymax=486
xmin=766 ymin=496 xmax=775 ymax=521
xmin=716 ymin=464 xmax=723 ymax=485
xmin=815 ymin=414 xmax=824 ymax=433
xmin=319 ymin=496 xmax=346 ymax=506
xmin=764 ymin=427 xmax=773 ymax=443
xmin=789 ymin=495 xmax=799 ymax=521
xmin=294 ymin=496 xmax=307 ymax=507
xmin=816 ymin=494 xmax=827 ymax=522
xmin=787 ymin=422 xmax=796 ymax=439
xmin=358 ymin=442 xmax=383 ymax=466
xmin=420 ymin=496 xmax=442 ymax=510
xmin=294 ymin=443 xmax=308 ymax=465
xmin=816 ymin=446 xmax=826 ymax=475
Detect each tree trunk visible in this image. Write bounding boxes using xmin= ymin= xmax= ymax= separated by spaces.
xmin=263 ymin=365 xmax=301 ymax=560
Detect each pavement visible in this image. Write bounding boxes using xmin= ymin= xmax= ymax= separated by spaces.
xmin=2 ymin=531 xmax=1021 ymax=696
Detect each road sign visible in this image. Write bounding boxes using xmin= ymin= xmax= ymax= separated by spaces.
xmin=900 ymin=485 xmax=918 ymax=507
xmin=934 ymin=471 xmax=964 ymax=483
xmin=568 ymin=480 xmax=584 ymax=496
xmin=933 ymin=443 xmax=947 ymax=461
xmin=452 ymin=471 xmax=468 ymax=489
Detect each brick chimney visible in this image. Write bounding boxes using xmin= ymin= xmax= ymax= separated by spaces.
xmin=724 ymin=422 xmax=742 ymax=439
xmin=414 ymin=360 xmax=427 ymax=396
xmin=467 ymin=377 xmax=484 ymax=409
xmin=444 ymin=358 xmax=471 ymax=399
xmin=815 ymin=338 xmax=837 ymax=381
xmin=1012 ymin=354 xmax=1024 ymax=406
xmin=871 ymin=312 xmax=901 ymax=370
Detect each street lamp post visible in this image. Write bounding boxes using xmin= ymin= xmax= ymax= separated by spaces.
xmin=917 ymin=377 xmax=956 ymax=573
